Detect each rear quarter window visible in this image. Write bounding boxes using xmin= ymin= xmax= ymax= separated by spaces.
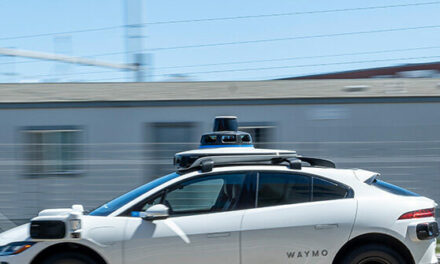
xmin=312 ymin=177 xmax=350 ymax=201
xmin=371 ymin=179 xmax=419 ymax=197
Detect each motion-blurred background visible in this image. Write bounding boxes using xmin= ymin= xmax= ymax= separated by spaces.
xmin=0 ymin=0 xmax=440 ymax=230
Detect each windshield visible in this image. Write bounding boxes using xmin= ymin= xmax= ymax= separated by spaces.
xmin=89 ymin=172 xmax=179 ymax=216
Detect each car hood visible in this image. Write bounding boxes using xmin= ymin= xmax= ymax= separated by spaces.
xmin=0 ymin=224 xmax=30 ymax=246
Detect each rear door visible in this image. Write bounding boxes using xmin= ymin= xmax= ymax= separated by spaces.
xmin=241 ymin=171 xmax=356 ymax=264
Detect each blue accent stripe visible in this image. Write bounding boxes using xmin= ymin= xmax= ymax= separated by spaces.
xmin=131 ymin=211 xmax=141 ymax=217
xmin=199 ymin=144 xmax=254 ymax=149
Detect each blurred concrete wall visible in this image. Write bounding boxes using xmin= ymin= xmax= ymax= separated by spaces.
xmin=0 ymin=96 xmax=439 ymax=229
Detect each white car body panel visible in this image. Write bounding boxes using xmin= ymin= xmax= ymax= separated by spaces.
xmin=241 ymin=199 xmax=357 ymax=264
xmin=80 ymin=216 xmax=126 ymax=264
xmin=123 ymin=210 xmax=243 ymax=264
xmin=0 ymin=224 xmax=30 ymax=246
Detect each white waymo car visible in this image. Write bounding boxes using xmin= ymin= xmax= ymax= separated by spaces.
xmin=0 ymin=116 xmax=438 ymax=264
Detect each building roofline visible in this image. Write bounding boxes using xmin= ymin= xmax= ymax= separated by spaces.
xmin=0 ymin=79 xmax=439 ymax=107
xmin=280 ymin=61 xmax=440 ymax=80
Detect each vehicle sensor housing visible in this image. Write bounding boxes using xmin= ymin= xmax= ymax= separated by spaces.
xmin=200 ymin=116 xmax=253 ymax=148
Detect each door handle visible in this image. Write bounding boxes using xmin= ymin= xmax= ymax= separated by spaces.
xmin=207 ymin=232 xmax=231 ymax=238
xmin=314 ymin=224 xmax=339 ymax=230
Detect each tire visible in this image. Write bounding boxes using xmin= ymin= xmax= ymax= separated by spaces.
xmin=340 ymin=244 xmax=408 ymax=264
xmin=41 ymin=252 xmax=97 ymax=264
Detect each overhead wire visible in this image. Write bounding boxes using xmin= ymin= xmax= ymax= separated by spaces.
xmin=86 ymin=55 xmax=440 ymax=81
xmin=1 ymin=1 xmax=439 ymax=41
xmin=0 ymin=26 xmax=122 ymax=41
xmin=141 ymin=55 xmax=440 ymax=75
xmin=4 ymin=23 xmax=440 ymax=68
xmin=154 ymin=45 xmax=440 ymax=69
xmin=145 ymin=1 xmax=440 ymax=25
xmin=21 ymin=45 xmax=440 ymax=79
xmin=143 ymin=25 xmax=440 ymax=51
xmin=2 ymin=1 xmax=440 ymax=81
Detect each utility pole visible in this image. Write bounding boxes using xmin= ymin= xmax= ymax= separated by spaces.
xmin=52 ymin=36 xmax=73 ymax=82
xmin=124 ymin=0 xmax=151 ymax=82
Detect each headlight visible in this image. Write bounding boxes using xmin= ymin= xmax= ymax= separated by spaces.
xmin=70 ymin=219 xmax=81 ymax=231
xmin=0 ymin=241 xmax=35 ymax=256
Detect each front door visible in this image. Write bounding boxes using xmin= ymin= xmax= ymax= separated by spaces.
xmin=240 ymin=171 xmax=356 ymax=264
xmin=122 ymin=172 xmax=251 ymax=264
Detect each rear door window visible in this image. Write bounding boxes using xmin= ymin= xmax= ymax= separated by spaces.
xmin=257 ymin=172 xmax=311 ymax=207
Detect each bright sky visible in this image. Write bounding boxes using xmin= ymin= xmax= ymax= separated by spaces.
xmin=1 ymin=0 xmax=440 ymax=82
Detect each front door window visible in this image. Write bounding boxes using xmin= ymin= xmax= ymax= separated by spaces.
xmin=124 ymin=172 xmax=249 ymax=216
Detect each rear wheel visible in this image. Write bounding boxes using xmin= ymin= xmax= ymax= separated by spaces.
xmin=41 ymin=252 xmax=97 ymax=264
xmin=340 ymin=244 xmax=408 ymax=264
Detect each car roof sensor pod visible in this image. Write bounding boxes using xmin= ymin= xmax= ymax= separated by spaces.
xmin=200 ymin=116 xmax=253 ymax=148
xmin=213 ymin=116 xmax=238 ymax=132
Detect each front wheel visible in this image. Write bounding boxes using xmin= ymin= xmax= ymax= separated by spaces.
xmin=41 ymin=252 xmax=97 ymax=264
xmin=340 ymin=244 xmax=408 ymax=264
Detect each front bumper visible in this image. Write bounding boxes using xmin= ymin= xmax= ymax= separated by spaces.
xmin=0 ymin=242 xmax=48 ymax=264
